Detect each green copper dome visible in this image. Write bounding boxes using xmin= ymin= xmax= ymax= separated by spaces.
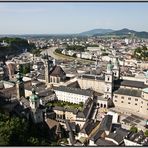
xmin=29 ymin=88 xmax=39 ymax=102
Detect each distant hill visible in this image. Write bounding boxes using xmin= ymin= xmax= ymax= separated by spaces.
xmin=107 ymin=28 xmax=136 ymax=36
xmin=79 ymin=29 xmax=114 ymax=36
xmin=80 ymin=28 xmax=148 ymax=38
xmin=105 ymin=28 xmax=148 ymax=38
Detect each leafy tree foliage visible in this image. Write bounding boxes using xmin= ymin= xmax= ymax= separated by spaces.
xmin=0 ymin=37 xmax=37 ymax=57
xmin=0 ymin=113 xmax=51 ymax=146
xmin=20 ymin=63 xmax=30 ymax=74
xmin=134 ymin=45 xmax=148 ymax=61
xmin=66 ymin=45 xmax=85 ymax=52
xmin=144 ymin=130 xmax=148 ymax=137
xmin=130 ymin=126 xmax=138 ymax=133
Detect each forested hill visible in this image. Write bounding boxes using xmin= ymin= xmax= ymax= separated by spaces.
xmin=0 ymin=37 xmax=35 ymax=57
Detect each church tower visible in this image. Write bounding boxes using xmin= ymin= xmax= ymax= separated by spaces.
xmin=113 ymin=57 xmax=120 ymax=79
xmin=29 ymin=88 xmax=43 ymax=123
xmin=104 ymin=60 xmax=113 ymax=99
xmin=16 ymin=65 xmax=25 ymax=99
xmin=44 ymin=54 xmax=50 ymax=84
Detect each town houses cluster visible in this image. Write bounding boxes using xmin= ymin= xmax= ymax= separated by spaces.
xmin=0 ymin=36 xmax=148 ymax=146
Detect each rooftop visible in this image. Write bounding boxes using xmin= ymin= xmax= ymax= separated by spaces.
xmin=114 ymin=79 xmax=147 ymax=89
xmin=54 ymin=86 xmax=93 ymax=96
xmin=79 ymin=74 xmax=105 ymax=81
xmin=114 ymin=88 xmax=142 ymax=97
xmin=49 ymin=65 xmax=66 ymax=77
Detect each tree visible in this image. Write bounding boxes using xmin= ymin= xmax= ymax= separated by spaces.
xmin=0 ymin=113 xmax=51 ymax=146
xmin=79 ymin=102 xmax=84 ymax=107
xmin=20 ymin=63 xmax=30 ymax=74
xmin=134 ymin=46 xmax=148 ymax=61
xmin=0 ymin=114 xmax=29 ymax=145
xmin=130 ymin=126 xmax=138 ymax=133
xmin=144 ymin=130 xmax=148 ymax=137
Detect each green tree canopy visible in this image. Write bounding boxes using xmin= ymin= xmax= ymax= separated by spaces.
xmin=134 ymin=45 xmax=148 ymax=61
xmin=144 ymin=130 xmax=148 ymax=137
xmin=0 ymin=113 xmax=50 ymax=146
xmin=130 ymin=126 xmax=138 ymax=133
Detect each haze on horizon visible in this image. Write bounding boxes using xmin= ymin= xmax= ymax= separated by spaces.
xmin=0 ymin=2 xmax=148 ymax=35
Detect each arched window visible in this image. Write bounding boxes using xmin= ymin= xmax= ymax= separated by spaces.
xmin=101 ymin=104 xmax=103 ymax=108
xmin=104 ymin=104 xmax=106 ymax=108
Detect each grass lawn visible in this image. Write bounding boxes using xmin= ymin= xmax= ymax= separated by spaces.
xmin=46 ymin=100 xmax=83 ymax=111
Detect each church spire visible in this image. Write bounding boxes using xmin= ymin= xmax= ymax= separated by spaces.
xmin=114 ymin=57 xmax=119 ymax=69
xmin=16 ymin=65 xmax=25 ymax=99
xmin=107 ymin=60 xmax=113 ymax=73
xmin=16 ymin=65 xmax=23 ymax=83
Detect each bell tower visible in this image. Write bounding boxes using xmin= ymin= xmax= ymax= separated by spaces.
xmin=104 ymin=60 xmax=113 ymax=99
xmin=16 ymin=65 xmax=25 ymax=99
xmin=113 ymin=57 xmax=120 ymax=79
xmin=29 ymin=88 xmax=40 ymax=109
xmin=29 ymin=88 xmax=43 ymax=123
xmin=44 ymin=54 xmax=50 ymax=84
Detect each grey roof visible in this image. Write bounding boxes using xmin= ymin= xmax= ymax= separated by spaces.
xmin=114 ymin=79 xmax=147 ymax=89
xmin=99 ymin=115 xmax=113 ymax=131
xmin=81 ymin=119 xmax=100 ymax=136
xmin=65 ymin=120 xmax=76 ymax=145
xmin=54 ymin=86 xmax=93 ymax=96
xmin=96 ymin=138 xmax=116 ymax=146
xmin=76 ymin=98 xmax=94 ymax=119
xmin=49 ymin=66 xmax=66 ymax=77
xmin=20 ymin=97 xmax=30 ymax=108
xmin=79 ymin=74 xmax=105 ymax=81
xmin=39 ymin=89 xmax=55 ymax=97
xmin=67 ymin=81 xmax=81 ymax=89
xmin=90 ymin=130 xmax=104 ymax=142
xmin=127 ymin=130 xmax=148 ymax=145
xmin=26 ymin=82 xmax=47 ymax=93
xmin=37 ymin=74 xmax=45 ymax=80
xmin=114 ymin=88 xmax=142 ymax=97
xmin=76 ymin=111 xmax=85 ymax=118
xmin=107 ymin=127 xmax=129 ymax=144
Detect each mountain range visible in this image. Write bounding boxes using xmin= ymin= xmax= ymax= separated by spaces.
xmin=79 ymin=28 xmax=148 ymax=38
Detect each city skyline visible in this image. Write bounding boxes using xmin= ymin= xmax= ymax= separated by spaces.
xmin=0 ymin=2 xmax=148 ymax=34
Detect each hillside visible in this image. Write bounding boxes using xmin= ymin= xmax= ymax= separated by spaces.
xmin=0 ymin=37 xmax=35 ymax=57
xmin=106 ymin=28 xmax=148 ymax=38
xmin=79 ymin=29 xmax=114 ymax=36
xmin=80 ymin=28 xmax=148 ymax=38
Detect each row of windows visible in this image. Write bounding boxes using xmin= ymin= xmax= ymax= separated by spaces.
xmin=115 ymin=100 xmax=148 ymax=109
xmin=115 ymin=95 xmax=139 ymax=101
xmin=114 ymin=100 xmax=138 ymax=106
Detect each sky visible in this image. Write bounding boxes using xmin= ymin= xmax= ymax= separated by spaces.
xmin=0 ymin=2 xmax=148 ymax=34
